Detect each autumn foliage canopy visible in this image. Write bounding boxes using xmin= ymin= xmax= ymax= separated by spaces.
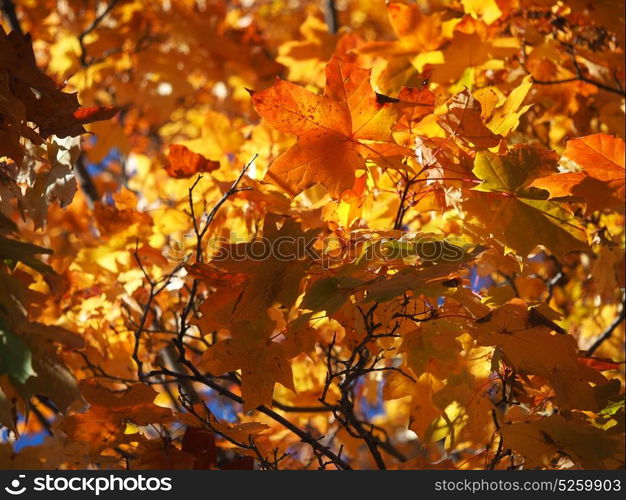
xmin=0 ymin=0 xmax=624 ymax=470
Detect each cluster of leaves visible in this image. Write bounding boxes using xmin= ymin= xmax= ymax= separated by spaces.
xmin=0 ymin=0 xmax=624 ymax=470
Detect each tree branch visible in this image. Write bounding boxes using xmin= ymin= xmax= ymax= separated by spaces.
xmin=0 ymin=0 xmax=23 ymax=37
xmin=586 ymin=308 xmax=626 ymax=356
xmin=130 ymin=158 xmax=354 ymax=469
xmin=520 ymin=42 xmax=626 ymax=97
xmin=323 ymin=0 xmax=339 ymax=34
xmin=78 ymin=0 xmax=121 ymax=66
xmin=147 ymin=366 xmax=352 ymax=469
xmin=75 ymin=153 xmax=100 ymax=205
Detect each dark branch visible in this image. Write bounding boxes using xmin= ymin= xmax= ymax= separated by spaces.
xmin=78 ymin=0 xmax=121 ymax=66
xmin=75 ymin=153 xmax=100 ymax=205
xmin=0 ymin=0 xmax=23 ymax=37
xmin=147 ymin=366 xmax=352 ymax=470
xmin=323 ymin=0 xmax=339 ymax=34
xmin=586 ymin=308 xmax=626 ymax=356
xmin=520 ymin=42 xmax=625 ymax=97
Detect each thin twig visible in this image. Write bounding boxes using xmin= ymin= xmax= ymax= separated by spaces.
xmin=148 ymin=366 xmax=352 ymax=469
xmin=520 ymin=43 xmax=625 ymax=97
xmin=78 ymin=0 xmax=122 ymax=66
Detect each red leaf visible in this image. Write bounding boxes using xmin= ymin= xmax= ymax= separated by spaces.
xmin=73 ymin=106 xmax=119 ymax=124
xmin=181 ymin=427 xmax=218 ymax=469
xmin=166 ymin=144 xmax=220 ymax=178
xmin=578 ymin=357 xmax=623 ymax=372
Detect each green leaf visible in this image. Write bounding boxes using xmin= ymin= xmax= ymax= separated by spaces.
xmin=472 ymin=146 xmax=558 ymax=194
xmin=600 ymin=399 xmax=625 ymax=417
xmin=0 ymin=317 xmax=35 ymax=384
xmin=302 ymin=276 xmax=362 ymax=314
xmin=500 ymin=197 xmax=589 ymax=258
xmin=366 ymin=262 xmax=463 ymax=303
xmin=382 ymin=237 xmax=468 ymax=263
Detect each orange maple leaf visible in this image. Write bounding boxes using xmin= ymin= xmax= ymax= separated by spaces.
xmin=251 ymin=55 xmax=410 ymax=198
xmin=166 ymin=144 xmax=220 ymax=178
xmin=530 ymin=134 xmax=625 ymax=213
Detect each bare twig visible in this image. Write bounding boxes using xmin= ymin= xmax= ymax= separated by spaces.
xmin=317 ymin=303 xmax=410 ymax=468
xmin=147 ymin=366 xmax=352 ymax=469
xmin=78 ymin=0 xmax=122 ymax=66
xmin=520 ymin=43 xmax=625 ymax=97
xmin=130 ymin=158 xmax=352 ymax=468
xmin=179 ymin=394 xmax=287 ymax=470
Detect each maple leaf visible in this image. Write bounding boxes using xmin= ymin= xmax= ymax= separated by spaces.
xmin=203 ymin=214 xmax=320 ymax=325
xmin=475 ymin=299 xmax=608 ymax=411
xmin=438 ymin=89 xmax=502 ymax=149
xmin=276 ymin=14 xmax=340 ymax=86
xmin=165 ymin=144 xmax=220 ymax=179
xmin=63 ymin=381 xmax=173 ymax=454
xmin=400 ymin=320 xmax=463 ymax=377
xmin=22 ymin=135 xmax=81 ymax=230
xmin=72 ymin=106 xmax=119 ymax=124
xmin=3 ymin=0 xmax=624 ymax=471
xmin=428 ymin=23 xmax=519 ymax=85
xmin=530 ymin=134 xmax=625 ymax=213
xmin=251 ymin=55 xmax=409 ymax=197
xmin=394 ymin=86 xmax=436 ymax=138
xmin=563 ymin=134 xmax=625 ymax=193
xmin=198 ymin=320 xmax=297 ymax=412
xmin=485 ymin=76 xmax=533 ymax=136
xmin=195 ymin=216 xmax=319 ymax=410
xmin=377 ymin=2 xmax=444 ymax=56
xmin=0 ymin=28 xmax=118 ymax=164
xmin=384 ymin=370 xmax=443 ymax=439
xmin=500 ymin=414 xmax=624 ymax=469
xmin=432 ymin=370 xmax=495 ymax=443
xmin=358 ymin=3 xmax=444 ymax=93
xmin=134 ymin=439 xmax=196 ymax=470
xmin=461 ymin=0 xmax=503 ymax=25
xmin=181 ymin=427 xmax=218 ymax=469
xmin=472 ymin=145 xmax=558 ymax=193
xmin=365 ymin=262 xmax=468 ymax=304
xmin=470 ymin=146 xmax=590 ymax=258
xmin=301 ymin=274 xmax=363 ymax=316
xmin=177 ymin=110 xmax=245 ymax=168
